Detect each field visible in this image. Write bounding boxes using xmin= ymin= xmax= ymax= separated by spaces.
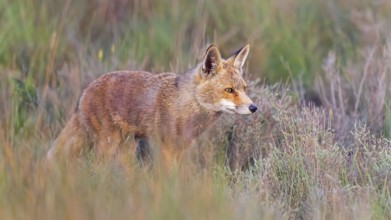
xmin=2 ymin=0 xmax=391 ymax=219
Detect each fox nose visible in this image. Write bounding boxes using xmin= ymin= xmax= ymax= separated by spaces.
xmin=249 ymin=104 xmax=258 ymax=113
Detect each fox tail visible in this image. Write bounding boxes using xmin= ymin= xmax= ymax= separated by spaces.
xmin=47 ymin=114 xmax=89 ymax=164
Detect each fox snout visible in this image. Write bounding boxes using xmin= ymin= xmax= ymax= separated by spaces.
xmin=220 ymin=98 xmax=258 ymax=115
xmin=236 ymin=102 xmax=258 ymax=115
xmin=249 ymin=104 xmax=258 ymax=113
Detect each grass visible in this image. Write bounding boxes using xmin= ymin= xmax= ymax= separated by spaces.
xmin=2 ymin=0 xmax=391 ymax=219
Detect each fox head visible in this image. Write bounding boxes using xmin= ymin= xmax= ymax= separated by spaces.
xmin=195 ymin=44 xmax=257 ymax=114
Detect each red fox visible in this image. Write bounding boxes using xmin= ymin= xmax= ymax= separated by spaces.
xmin=47 ymin=44 xmax=257 ymax=169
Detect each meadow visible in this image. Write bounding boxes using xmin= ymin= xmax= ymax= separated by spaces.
xmin=1 ymin=0 xmax=391 ymax=219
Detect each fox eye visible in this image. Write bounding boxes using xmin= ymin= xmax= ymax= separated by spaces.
xmin=225 ymin=88 xmax=234 ymax=93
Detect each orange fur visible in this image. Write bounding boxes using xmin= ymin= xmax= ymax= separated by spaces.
xmin=47 ymin=44 xmax=257 ymax=169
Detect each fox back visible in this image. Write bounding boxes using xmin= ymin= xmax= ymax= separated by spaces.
xmin=47 ymin=44 xmax=257 ymax=168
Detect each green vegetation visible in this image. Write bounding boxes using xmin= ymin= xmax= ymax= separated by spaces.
xmin=1 ymin=0 xmax=391 ymax=219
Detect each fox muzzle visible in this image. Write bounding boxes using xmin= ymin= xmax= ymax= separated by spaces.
xmin=249 ymin=104 xmax=258 ymax=113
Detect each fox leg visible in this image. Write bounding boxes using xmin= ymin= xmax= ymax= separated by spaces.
xmin=95 ymin=129 xmax=123 ymax=161
xmin=136 ymin=138 xmax=153 ymax=166
xmin=161 ymin=145 xmax=184 ymax=171
xmin=143 ymin=136 xmax=184 ymax=171
xmin=95 ymin=129 xmax=147 ymax=163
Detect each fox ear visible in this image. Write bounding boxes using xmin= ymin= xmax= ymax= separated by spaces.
xmin=202 ymin=45 xmax=222 ymax=76
xmin=228 ymin=44 xmax=250 ymax=69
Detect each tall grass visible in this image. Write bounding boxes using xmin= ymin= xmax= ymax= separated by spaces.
xmin=2 ymin=0 xmax=391 ymax=219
